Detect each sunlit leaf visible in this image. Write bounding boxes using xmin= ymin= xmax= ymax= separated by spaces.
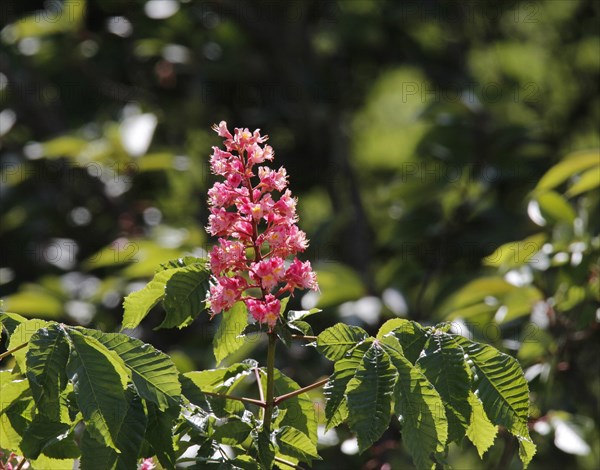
xmin=382 ymin=335 xmax=448 ymax=470
xmin=466 ymin=391 xmax=498 ymax=458
xmin=26 ymin=324 xmax=70 ymax=421
xmin=213 ymin=302 xmax=249 ymax=365
xmin=346 ymin=342 xmax=397 ymax=452
xmin=316 ymin=323 xmax=369 ymax=361
xmin=159 ymin=263 xmax=210 ymax=329
xmin=416 ymin=333 xmax=472 ymax=443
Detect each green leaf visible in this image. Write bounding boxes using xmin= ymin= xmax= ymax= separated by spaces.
xmin=19 ymin=416 xmax=72 ymax=460
xmin=316 ymin=323 xmax=369 ymax=361
xmin=122 ymin=268 xmax=180 ymax=329
xmin=26 ymin=324 xmax=70 ymax=421
xmin=65 ymin=330 xmax=129 ymax=451
xmin=210 ymin=415 xmax=252 ymax=446
xmin=565 ymin=165 xmax=600 ymax=197
xmin=252 ymin=428 xmax=275 ymax=470
xmin=159 ymin=264 xmax=211 ymax=329
xmin=0 ymin=312 xmax=27 ymax=337
xmin=144 ymin=402 xmax=177 ymax=469
xmin=182 ymin=361 xmax=256 ymax=417
xmin=483 ymin=233 xmax=547 ymax=270
xmin=0 ymin=371 xmax=34 ymax=452
xmin=7 ymin=319 xmax=49 ymax=372
xmin=535 ymin=191 xmax=576 ymax=224
xmin=519 ymin=435 xmax=537 ymax=469
xmin=377 ymin=319 xmax=428 ymax=364
xmin=346 ymin=342 xmax=397 ymax=453
xmin=159 ymin=256 xmax=206 ymax=271
xmin=79 ymin=391 xmax=148 ymax=470
xmin=323 ymin=340 xmax=372 ymax=431
xmin=261 ymin=369 xmax=318 ymax=444
xmin=275 ymin=426 xmax=320 ymax=463
xmin=80 ymin=328 xmax=181 ymax=410
xmin=416 ymin=333 xmax=472 ymax=443
xmin=453 ymin=336 xmax=535 ymax=466
xmin=287 ymin=308 xmax=321 ymax=322
xmin=466 ymin=391 xmax=498 ymax=458
xmin=536 ymin=151 xmax=599 ymax=191
xmin=382 ymin=335 xmax=448 ymax=470
xmin=213 ymin=302 xmax=249 ymax=365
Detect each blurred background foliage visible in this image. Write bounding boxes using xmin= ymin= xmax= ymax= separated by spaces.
xmin=1 ymin=0 xmax=599 ymax=468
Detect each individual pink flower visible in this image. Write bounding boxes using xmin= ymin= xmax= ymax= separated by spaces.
xmin=250 ymin=257 xmax=286 ymax=290
xmin=258 ymin=166 xmax=288 ymax=192
xmin=208 ymin=276 xmax=247 ymax=314
xmin=209 ymin=238 xmax=247 ymax=275
xmin=285 ymin=259 xmax=319 ymax=291
xmin=245 ymin=294 xmax=281 ymax=327
xmin=207 ymin=208 xmax=238 ymax=236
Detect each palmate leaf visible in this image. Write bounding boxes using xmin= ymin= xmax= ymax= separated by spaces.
xmin=79 ymin=391 xmax=147 ymax=470
xmin=416 ymin=333 xmax=472 ymax=443
xmin=25 ymin=324 xmax=70 ymax=421
xmin=381 ymin=335 xmax=448 ymax=470
xmin=80 ymin=328 xmax=181 ymax=410
xmin=159 ymin=263 xmax=211 ymax=329
xmin=316 ymin=323 xmax=369 ymax=361
xmin=323 ymin=340 xmax=372 ymax=431
xmin=346 ymin=342 xmax=398 ymax=452
xmin=65 ymin=330 xmax=129 ymax=451
xmin=466 ymin=391 xmax=498 ymax=458
xmin=213 ymin=302 xmax=249 ymax=365
xmin=122 ymin=267 xmax=182 ymax=329
xmin=453 ymin=336 xmax=535 ymax=467
xmin=377 ymin=318 xmax=428 ymax=364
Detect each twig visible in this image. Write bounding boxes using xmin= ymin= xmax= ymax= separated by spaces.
xmin=0 ymin=343 xmax=27 ymax=361
xmin=202 ymin=390 xmax=266 ymax=408
xmin=15 ymin=458 xmax=27 ymax=470
xmin=274 ymin=456 xmax=303 ymax=469
xmin=274 ymin=378 xmax=328 ymax=405
xmin=291 ymin=335 xmax=317 ymax=341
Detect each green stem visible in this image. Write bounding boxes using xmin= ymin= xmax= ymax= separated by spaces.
xmin=263 ymin=332 xmax=277 ymax=433
xmin=0 ymin=342 xmax=27 ymax=361
xmin=274 ymin=377 xmax=328 ymax=405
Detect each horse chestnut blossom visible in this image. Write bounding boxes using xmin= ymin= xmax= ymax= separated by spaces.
xmin=205 ymin=122 xmax=318 ymax=329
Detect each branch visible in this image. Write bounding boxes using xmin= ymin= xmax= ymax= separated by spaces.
xmin=0 ymin=342 xmax=27 ymax=361
xmin=274 ymin=378 xmax=328 ymax=406
xmin=201 ymin=390 xmax=266 ymax=408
